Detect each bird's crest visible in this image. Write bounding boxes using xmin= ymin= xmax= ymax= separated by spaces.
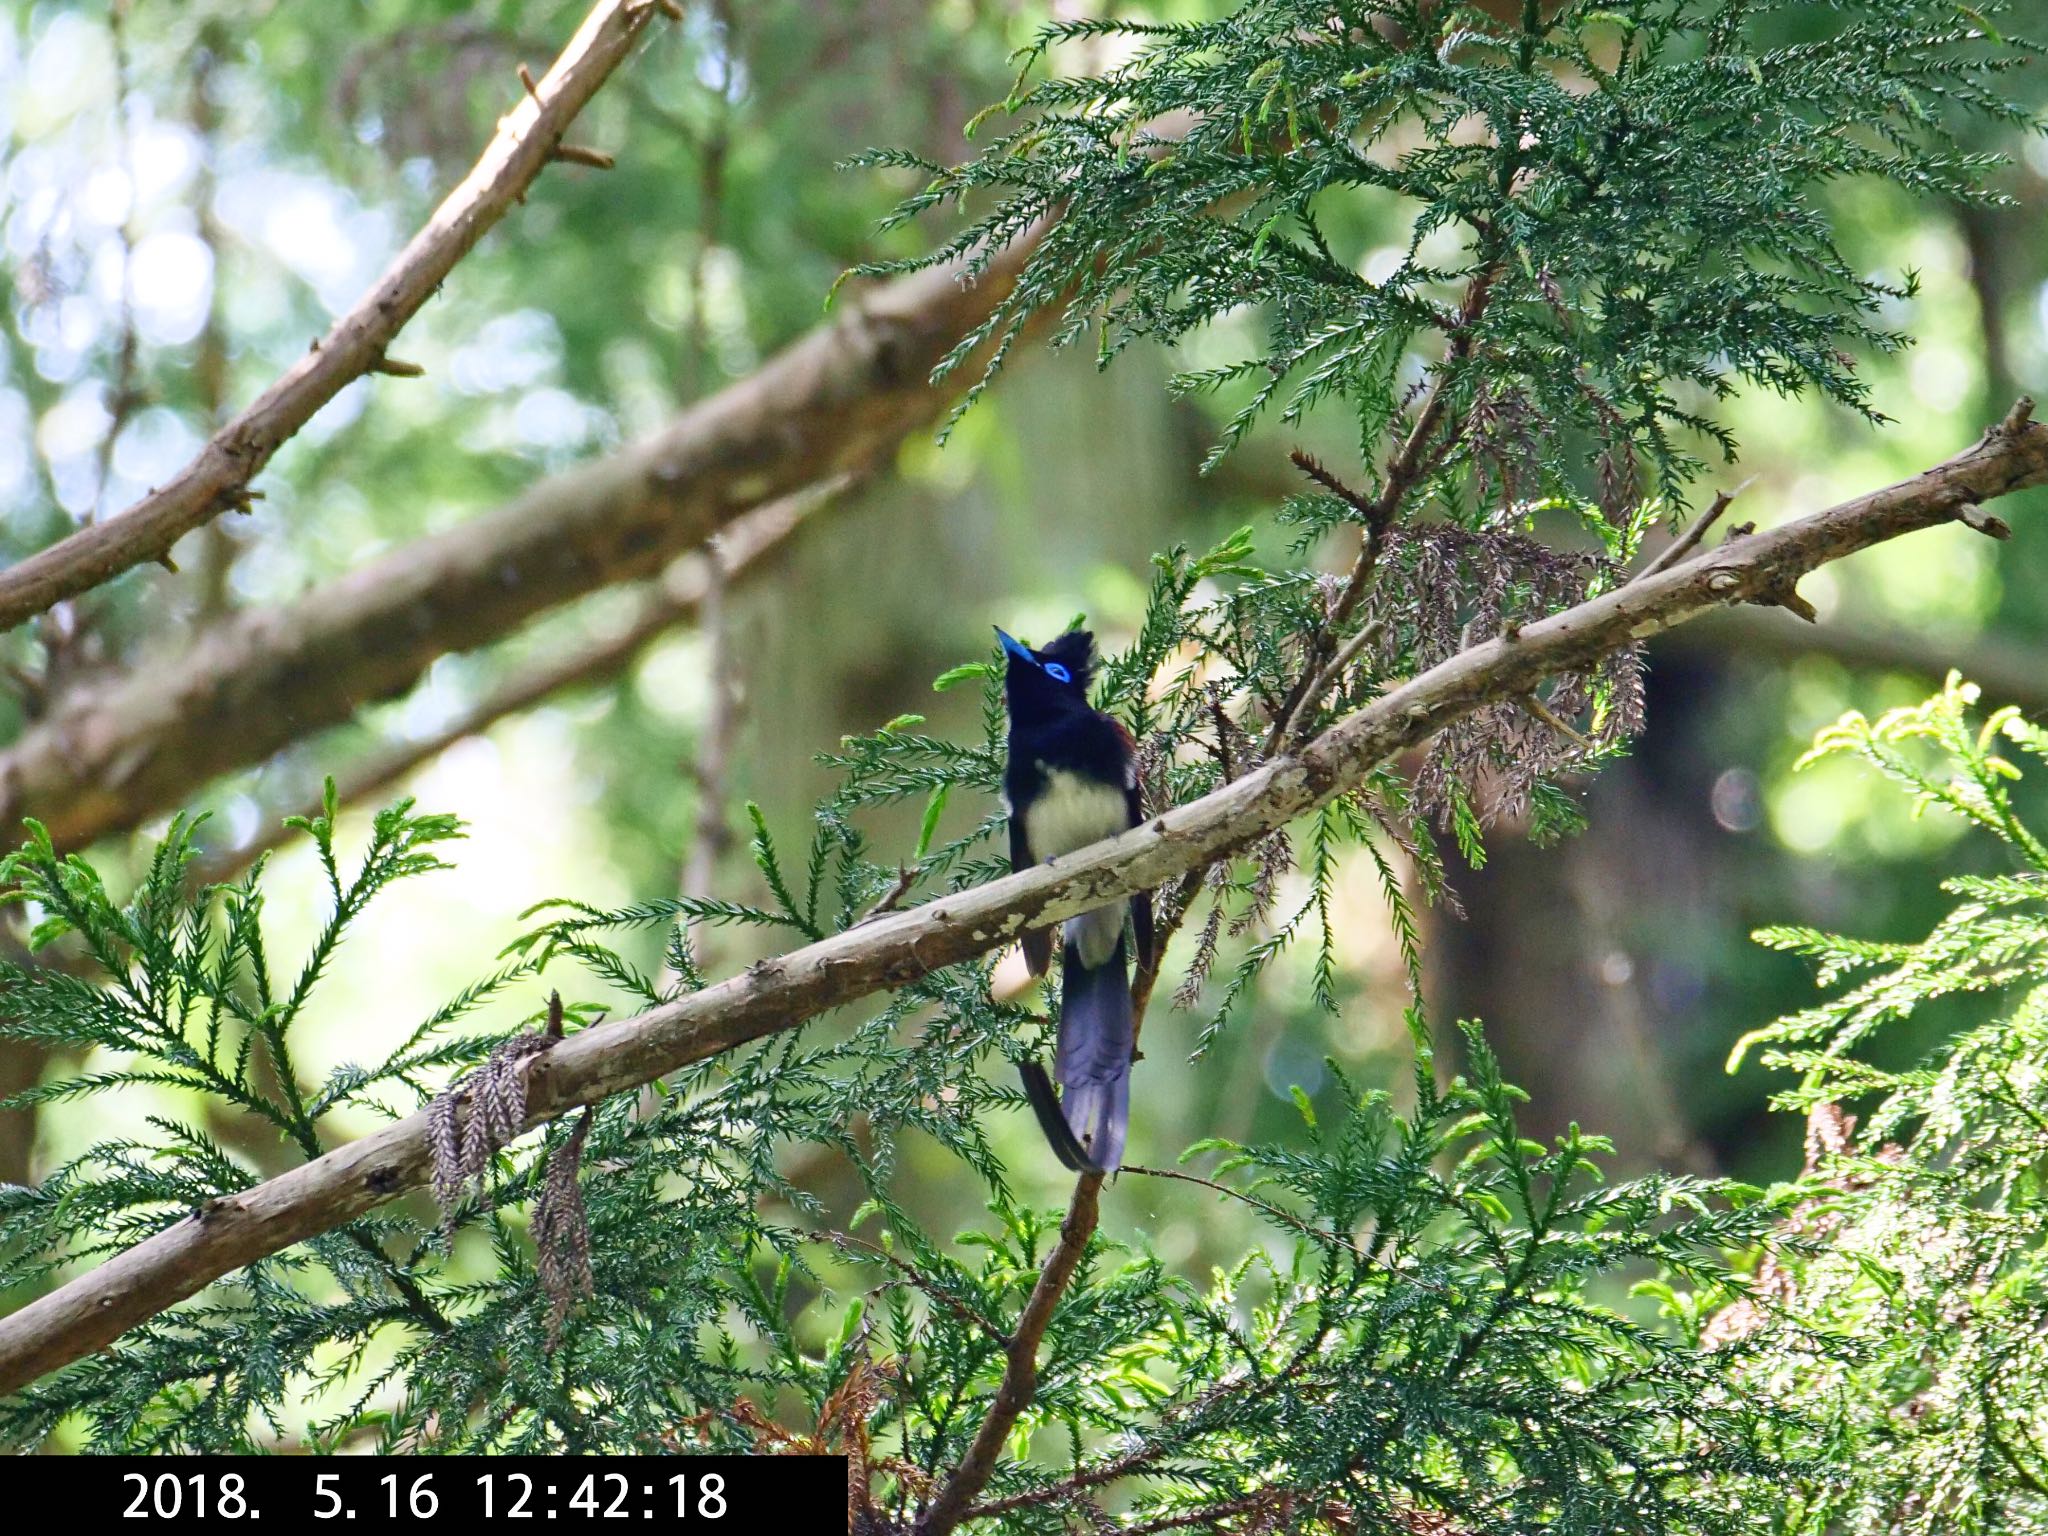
xmin=1037 ymin=629 xmax=1097 ymax=686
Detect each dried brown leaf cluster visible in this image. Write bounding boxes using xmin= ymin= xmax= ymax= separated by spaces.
xmin=1364 ymin=524 xmax=1644 ymax=829
xmin=530 ymin=1110 xmax=597 ymax=1349
xmin=426 ymin=993 xmax=596 ymax=1348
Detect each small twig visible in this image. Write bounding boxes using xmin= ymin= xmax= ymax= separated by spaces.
xmin=1271 ymin=620 xmax=1382 ymax=751
xmin=855 ymin=864 xmax=921 ymax=925
xmin=1758 ymin=576 xmax=1820 ymax=623
xmin=370 ymin=356 xmax=425 ymax=378
xmin=1627 ymin=479 xmax=1749 ymax=585
xmin=1515 ymin=691 xmax=1594 ymax=752
xmin=820 ymin=1231 xmax=1011 ymax=1348
xmin=1125 ymin=1164 xmax=1372 ymax=1262
xmin=343 ymin=1229 xmax=452 ymax=1337
xmin=517 ymin=61 xmax=541 ymax=100
xmin=549 ymin=143 xmax=616 ymax=170
xmin=1288 ymin=450 xmax=1378 ymax=522
xmin=1956 ymin=499 xmax=2012 ymax=541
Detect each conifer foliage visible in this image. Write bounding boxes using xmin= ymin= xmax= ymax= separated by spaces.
xmin=0 ymin=3 xmax=2043 ymax=1532
xmin=863 ymin=0 xmax=2034 ymax=495
xmin=1721 ymin=676 xmax=2048 ymax=1533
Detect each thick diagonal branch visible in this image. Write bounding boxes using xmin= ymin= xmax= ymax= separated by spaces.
xmin=1 ymin=407 xmax=2043 ymax=1396
xmin=0 ymin=0 xmax=668 ymax=634
xmin=188 ymin=484 xmax=832 ymax=887
xmin=0 ymin=229 xmax=1044 ymax=851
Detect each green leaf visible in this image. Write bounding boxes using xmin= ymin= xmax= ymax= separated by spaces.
xmin=1289 ymin=1084 xmax=1317 ymax=1129
xmin=916 ymin=784 xmax=950 ymax=860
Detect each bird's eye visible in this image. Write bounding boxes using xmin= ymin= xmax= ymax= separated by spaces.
xmin=1043 ymin=662 xmax=1072 ymax=684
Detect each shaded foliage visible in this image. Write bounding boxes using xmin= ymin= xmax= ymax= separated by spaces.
xmin=0 ymin=787 xmax=1812 ymax=1536
xmin=1719 ymin=676 xmax=2048 ymax=1534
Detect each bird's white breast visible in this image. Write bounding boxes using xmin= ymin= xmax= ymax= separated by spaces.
xmin=1025 ymin=767 xmax=1131 ymax=969
xmin=1024 ymin=767 xmax=1129 ymax=861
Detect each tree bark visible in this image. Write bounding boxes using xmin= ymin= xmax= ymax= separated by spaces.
xmin=0 ymin=405 xmax=2041 ymax=1395
xmin=0 ymin=236 xmax=1041 ymax=850
xmin=186 ymin=485 xmax=831 ymax=886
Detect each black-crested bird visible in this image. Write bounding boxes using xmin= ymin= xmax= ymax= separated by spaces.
xmin=997 ymin=627 xmax=1153 ymax=1173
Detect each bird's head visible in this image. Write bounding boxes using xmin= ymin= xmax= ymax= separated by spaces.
xmin=996 ymin=627 xmax=1095 ymax=711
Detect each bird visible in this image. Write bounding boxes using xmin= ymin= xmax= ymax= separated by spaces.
xmin=997 ymin=626 xmax=1153 ymax=1174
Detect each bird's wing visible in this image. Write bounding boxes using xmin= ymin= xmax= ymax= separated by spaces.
xmin=1011 ymin=811 xmax=1053 ymax=976
xmin=1130 ymin=885 xmax=1155 ymax=974
xmin=1114 ymin=719 xmax=1156 ymax=969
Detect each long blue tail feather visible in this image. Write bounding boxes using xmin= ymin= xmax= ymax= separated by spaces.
xmin=1018 ymin=1060 xmax=1090 ymax=1171
xmin=1047 ymin=933 xmax=1132 ymax=1173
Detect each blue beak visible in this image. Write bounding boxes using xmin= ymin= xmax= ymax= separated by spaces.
xmin=994 ymin=627 xmax=1034 ymax=665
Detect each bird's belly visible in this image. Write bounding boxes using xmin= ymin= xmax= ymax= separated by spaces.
xmin=1024 ymin=769 xmax=1129 ymax=860
xmin=1025 ymin=770 xmax=1131 ymax=970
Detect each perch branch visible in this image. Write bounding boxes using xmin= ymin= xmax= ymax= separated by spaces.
xmin=187 ymin=485 xmax=832 ymax=887
xmin=0 ymin=0 xmax=670 ymax=634
xmin=1515 ymin=691 xmax=1594 ymax=751
xmin=1 ymin=407 xmax=2045 ymax=1396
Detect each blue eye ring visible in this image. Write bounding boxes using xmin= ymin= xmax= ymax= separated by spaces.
xmin=1043 ymin=662 xmax=1072 ymax=684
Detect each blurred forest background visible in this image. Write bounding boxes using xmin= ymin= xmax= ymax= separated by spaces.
xmin=1 ymin=0 xmax=2046 ymax=1344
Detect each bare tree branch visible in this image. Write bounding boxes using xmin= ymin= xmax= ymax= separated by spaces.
xmin=0 ymin=0 xmax=674 ymax=636
xmin=1657 ymin=604 xmax=2048 ymax=718
xmin=0 ymin=227 xmax=1046 ymax=851
xmin=0 ymin=408 xmax=2043 ymax=1397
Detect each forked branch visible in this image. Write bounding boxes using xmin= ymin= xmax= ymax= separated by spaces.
xmin=0 ymin=0 xmax=668 ymax=635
